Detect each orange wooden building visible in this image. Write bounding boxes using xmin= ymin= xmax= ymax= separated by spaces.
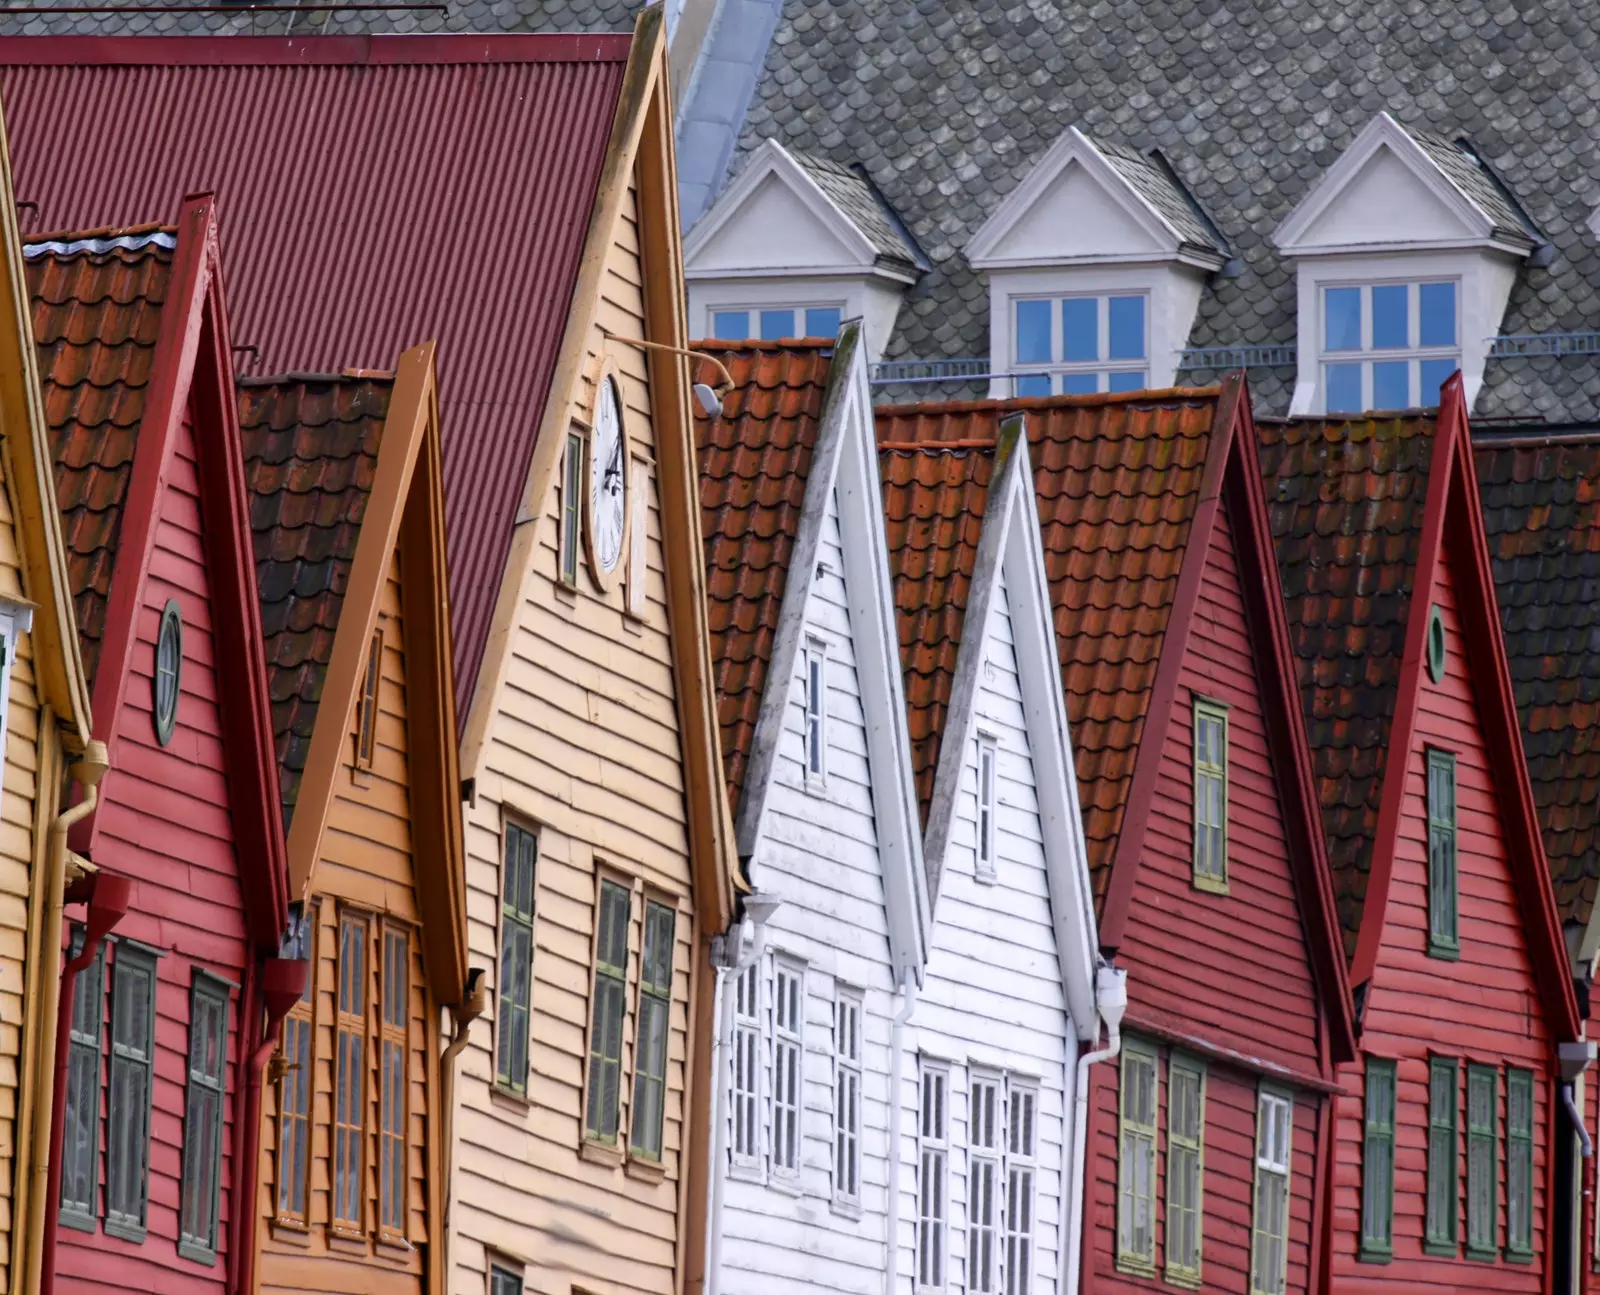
xmin=237 ymin=345 xmax=470 ymax=1295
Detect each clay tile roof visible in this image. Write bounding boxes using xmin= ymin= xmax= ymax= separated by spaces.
xmin=1256 ymin=413 xmax=1439 ymax=957
xmin=875 ymin=389 xmax=1218 ymax=904
xmin=1474 ymin=431 xmax=1600 ymax=938
xmin=23 ymin=227 xmax=175 ymax=688
xmin=877 ymin=441 xmax=994 ymax=822
xmin=239 ymin=374 xmax=391 ymax=829
xmin=693 ymin=339 xmax=834 ymax=814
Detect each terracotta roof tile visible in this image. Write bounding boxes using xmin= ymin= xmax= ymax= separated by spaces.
xmin=1475 ymin=433 xmax=1600 ymax=938
xmin=23 ymin=228 xmax=173 ymax=688
xmin=693 ymin=340 xmax=834 ymax=814
xmin=1256 ymin=413 xmax=1438 ymax=957
xmin=239 ymin=374 xmax=389 ymax=829
xmin=876 ymin=390 xmax=1217 ymax=902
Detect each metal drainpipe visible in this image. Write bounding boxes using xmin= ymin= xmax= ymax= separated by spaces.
xmin=440 ymin=970 xmax=488 ymax=1242
xmin=1061 ymin=964 xmax=1128 ymax=1295
xmin=884 ymin=973 xmax=918 ymax=1295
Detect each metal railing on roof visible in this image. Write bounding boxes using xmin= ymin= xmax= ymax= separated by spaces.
xmin=870 ymin=358 xmax=992 ymax=385
xmin=1488 ymin=332 xmax=1600 ymax=358
xmin=1177 ymin=344 xmax=1297 ymax=369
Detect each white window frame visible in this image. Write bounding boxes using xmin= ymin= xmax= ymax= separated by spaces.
xmin=770 ymin=958 xmax=805 ymax=1182
xmin=1250 ymin=1088 xmax=1294 ymax=1295
xmin=1316 ymin=276 xmax=1461 ymax=413
xmin=706 ymin=300 xmax=849 ymax=343
xmin=803 ymin=637 xmax=828 ymax=791
xmin=976 ymin=734 xmax=998 ymax=881
xmin=729 ymin=961 xmax=763 ymax=1178
xmin=1003 ymin=1081 xmax=1038 ymax=1295
xmin=832 ymin=986 xmax=864 ymax=1211
xmin=968 ymin=1073 xmax=1003 ymax=1294
xmin=1116 ymin=1041 xmax=1158 ymax=1276
xmin=918 ymin=1059 xmax=951 ymax=1292
xmin=1009 ymin=289 xmax=1151 ymax=396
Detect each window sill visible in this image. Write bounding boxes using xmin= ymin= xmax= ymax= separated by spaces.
xmin=727 ymin=1161 xmax=766 ymax=1186
xmin=269 ymin=1221 xmax=311 ymax=1247
xmin=327 ymin=1230 xmax=369 ymax=1256
xmin=178 ymin=1239 xmax=218 ymax=1268
xmin=1422 ymin=1240 xmax=1457 ymax=1258
xmin=626 ymin=1154 xmax=666 ymax=1184
xmin=1356 ymin=1246 xmax=1392 ymax=1265
xmin=1505 ymin=1248 xmax=1535 ymax=1266
xmin=1114 ymin=1257 xmax=1157 ymax=1279
xmin=1191 ymin=874 xmax=1229 ymax=896
xmin=1163 ymin=1268 xmax=1202 ymax=1290
xmin=766 ymin=1172 xmax=803 ymax=1197
xmin=489 ymin=1084 xmax=532 ymax=1117
xmin=104 ymin=1217 xmax=147 ymax=1245
xmin=580 ymin=1138 xmax=625 ymax=1168
xmin=830 ymin=1197 xmax=863 ymax=1221
xmin=803 ymin=778 xmax=828 ymax=798
xmin=553 ymin=581 xmax=579 ymax=607
xmin=59 ymin=1209 xmax=96 ymax=1235
xmin=1427 ymin=940 xmax=1460 ymax=962
xmin=1465 ymin=1247 xmax=1497 ymax=1264
xmin=375 ymin=1236 xmax=417 ymax=1261
xmin=973 ymin=868 xmax=997 ymax=887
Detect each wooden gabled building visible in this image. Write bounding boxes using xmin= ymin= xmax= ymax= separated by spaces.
xmin=236 ymin=345 xmax=469 ymax=1295
xmin=1259 ymin=374 xmax=1583 ymax=1292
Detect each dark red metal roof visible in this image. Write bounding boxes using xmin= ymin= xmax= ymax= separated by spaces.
xmin=0 ymin=34 xmax=631 ymax=717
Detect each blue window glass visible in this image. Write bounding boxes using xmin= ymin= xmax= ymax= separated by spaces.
xmin=1061 ymin=298 xmax=1099 ymax=362
xmin=1060 ymin=373 xmax=1098 ymax=396
xmin=1325 ymin=287 xmax=1362 ymax=352
xmin=1015 ymin=300 xmax=1052 ymax=364
xmin=759 ymin=310 xmax=796 ymax=341
xmin=713 ymin=311 xmax=750 ymax=341
xmin=1325 ymin=364 xmax=1363 ymax=413
xmin=804 ymin=307 xmax=842 ymax=338
xmin=1420 ymin=358 xmax=1458 ymax=405
xmin=1108 ymin=296 xmax=1146 ymax=360
xmin=1373 ymin=361 xmax=1410 ymax=409
xmin=1372 ymin=285 xmax=1408 ymax=350
xmin=1014 ymin=373 xmax=1052 ymax=399
xmin=1419 ymin=283 xmax=1456 ymax=348
xmin=1108 ymin=371 xmax=1147 ymax=393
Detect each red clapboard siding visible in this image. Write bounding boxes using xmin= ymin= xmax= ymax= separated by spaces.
xmin=1329 ymin=536 xmax=1549 ymax=1295
xmin=57 ymin=406 xmax=245 ymax=1295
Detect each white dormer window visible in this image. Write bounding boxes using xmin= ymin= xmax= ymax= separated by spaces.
xmin=803 ymin=638 xmax=827 ymax=788
xmin=1320 ymin=279 xmax=1460 ymax=413
xmin=713 ymin=304 xmax=843 ymax=342
xmin=1013 ymin=292 xmax=1148 ymax=396
xmin=976 ymin=734 xmax=998 ymax=878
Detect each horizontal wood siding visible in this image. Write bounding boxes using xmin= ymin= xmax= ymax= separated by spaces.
xmin=1329 ymin=535 xmax=1550 ymax=1293
xmin=58 ymin=407 xmax=247 ymax=1295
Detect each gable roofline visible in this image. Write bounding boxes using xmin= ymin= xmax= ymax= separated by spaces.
xmin=965 ymin=125 xmax=1224 ymax=271
xmin=1349 ymin=374 xmax=1578 ymax=1038
xmin=1273 ymin=111 xmax=1536 ymax=258
xmin=0 ymin=32 xmax=632 ymax=66
xmin=0 ymin=94 xmax=90 ymax=746
xmin=76 ymin=195 xmax=289 ymax=951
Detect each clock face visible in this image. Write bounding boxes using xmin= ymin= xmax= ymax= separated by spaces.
xmin=588 ymin=376 xmax=627 ymax=578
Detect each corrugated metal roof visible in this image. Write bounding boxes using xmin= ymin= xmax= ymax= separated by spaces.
xmin=0 ymin=35 xmax=631 ymax=717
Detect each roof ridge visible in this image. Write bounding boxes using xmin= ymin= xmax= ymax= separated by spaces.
xmin=238 ymin=370 xmax=397 ymax=386
xmin=877 ymin=438 xmax=997 ymax=451
xmin=23 ymin=224 xmax=175 ymax=258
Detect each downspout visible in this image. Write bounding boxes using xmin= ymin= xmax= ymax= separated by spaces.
xmin=1062 ymin=963 xmax=1128 ymax=1295
xmin=884 ymin=973 xmax=918 ymax=1295
xmin=230 ymin=955 xmax=307 ymax=1295
xmin=441 ymin=969 xmax=488 ymax=1245
xmin=31 ymin=740 xmax=110 ymax=1295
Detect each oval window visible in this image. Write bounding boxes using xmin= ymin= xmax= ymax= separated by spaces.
xmin=1426 ymin=604 xmax=1447 ymax=684
xmin=154 ymin=599 xmax=182 ymax=746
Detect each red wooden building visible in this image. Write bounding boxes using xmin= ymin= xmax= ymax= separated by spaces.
xmin=876 ymin=378 xmax=1357 ymax=1295
xmin=27 ymin=200 xmax=298 ymax=1293
xmin=1258 ymin=373 xmax=1585 ymax=1294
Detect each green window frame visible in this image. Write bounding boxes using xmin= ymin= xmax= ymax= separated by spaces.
xmin=1505 ymin=1068 xmax=1534 ymax=1260
xmin=105 ymin=941 xmax=158 ymax=1243
xmin=1465 ymin=1064 xmax=1498 ymax=1260
xmin=561 ymin=430 xmax=583 ymax=585
xmin=179 ymin=972 xmax=230 ymax=1264
xmin=1192 ymin=700 xmax=1228 ymax=892
xmin=496 ymin=822 xmax=537 ymax=1095
xmin=585 ymin=878 xmax=631 ymax=1143
xmin=629 ymin=900 xmax=675 ymax=1161
xmin=1359 ymin=1058 xmax=1396 ymax=1262
xmin=1251 ymin=1086 xmax=1293 ymax=1295
xmin=1427 ymin=749 xmax=1459 ymax=958
xmin=1424 ymin=1058 xmax=1459 ymax=1254
xmin=1116 ymin=1041 xmax=1158 ymax=1275
xmin=1165 ymin=1057 xmax=1205 ymax=1286
xmin=60 ymin=928 xmax=105 ymax=1232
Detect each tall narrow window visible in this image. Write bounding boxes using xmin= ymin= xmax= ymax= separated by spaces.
xmin=333 ymin=913 xmax=368 ymax=1232
xmin=1251 ymin=1089 xmax=1292 ymax=1295
xmin=1425 ymin=1058 xmax=1459 ymax=1252
xmin=277 ymin=909 xmax=316 ymax=1225
xmin=1360 ymin=1059 xmax=1396 ymax=1260
xmin=631 ymin=901 xmax=675 ymax=1161
xmin=106 ymin=943 xmax=156 ymax=1241
xmin=976 ymin=736 xmax=998 ymax=879
xmin=379 ymin=928 xmax=409 ymax=1237
xmin=804 ymin=639 xmax=827 ymax=786
xmin=917 ymin=1061 xmax=949 ymax=1290
xmin=1192 ymin=701 xmax=1228 ymax=890
xmin=771 ymin=960 xmax=804 ymax=1177
xmin=154 ymin=599 xmax=182 ymax=746
xmin=1004 ymin=1084 xmax=1037 ymax=1295
xmin=1166 ymin=1058 xmax=1206 ymax=1283
xmin=730 ymin=962 xmax=761 ymax=1171
xmin=561 ymin=431 xmax=583 ymax=585
xmin=1506 ymin=1068 xmax=1534 ymax=1258
xmin=490 ymin=1262 xmax=525 ymax=1295
xmin=834 ymin=988 xmax=863 ymax=1206
xmin=496 ymin=823 xmax=537 ymax=1094
xmin=969 ymin=1076 xmax=1001 ymax=1294
xmin=355 ymin=631 xmax=382 ymax=770
xmin=179 ymin=975 xmax=229 ymax=1261
xmin=1466 ymin=1065 xmax=1498 ymax=1259
xmin=1427 ymin=750 xmax=1459 ymax=957
xmin=585 ymin=879 xmax=631 ymax=1143
xmin=61 ymin=929 xmax=104 ymax=1230
xmin=1117 ymin=1043 xmax=1158 ymax=1273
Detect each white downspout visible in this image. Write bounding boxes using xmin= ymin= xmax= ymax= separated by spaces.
xmin=885 ymin=973 xmax=918 ymax=1295
xmin=1062 ymin=964 xmax=1128 ymax=1295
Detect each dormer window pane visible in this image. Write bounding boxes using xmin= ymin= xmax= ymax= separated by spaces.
xmin=806 ymin=307 xmax=842 ymax=337
xmin=1419 ymin=283 xmax=1456 ymax=346
xmin=1325 ymin=287 xmax=1361 ymax=351
xmin=1372 ymin=284 xmax=1408 ymax=349
xmin=760 ymin=309 xmax=796 ymax=339
xmin=1017 ymin=300 xmax=1052 ymax=363
xmin=1317 ymin=281 xmax=1460 ymax=412
xmin=1326 ymin=364 xmax=1362 ymax=413
xmin=1421 ymin=359 xmax=1459 ymax=403
xmin=1373 ymin=361 xmax=1409 ymax=409
xmin=714 ymin=311 xmax=750 ymax=340
xmin=1109 ymin=372 xmax=1147 ymax=394
xmin=1017 ymin=374 xmax=1051 ymax=398
xmin=1012 ymin=292 xmax=1150 ymax=396
xmin=1108 ymin=296 xmax=1145 ymax=360
xmin=1062 ymin=374 xmax=1097 ymax=396
xmin=1061 ymin=298 xmax=1097 ymax=361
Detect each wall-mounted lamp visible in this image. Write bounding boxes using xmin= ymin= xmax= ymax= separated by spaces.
xmin=600 ymin=327 xmax=735 ymax=418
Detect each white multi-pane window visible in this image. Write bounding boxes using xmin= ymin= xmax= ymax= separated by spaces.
xmin=1320 ymin=280 xmax=1459 ymax=414
xmin=968 ymin=1073 xmax=1039 ymax=1295
xmin=1013 ymin=294 xmax=1148 ymax=397
xmin=976 ymin=735 xmax=998 ymax=880
xmin=1117 ymin=1044 xmax=1158 ymax=1273
xmin=833 ymin=988 xmax=863 ymax=1206
xmin=1165 ymin=1059 xmax=1205 ymax=1283
xmin=1251 ymin=1090 xmax=1293 ymax=1295
xmin=730 ymin=963 xmax=762 ymax=1171
xmin=771 ymin=960 xmax=804 ymax=1177
xmin=969 ymin=1076 xmax=1002 ymax=1294
xmin=1004 ymin=1084 xmax=1037 ymax=1295
xmin=918 ymin=1062 xmax=950 ymax=1290
xmin=803 ymin=638 xmax=827 ymax=788
xmin=712 ymin=304 xmax=845 ymax=342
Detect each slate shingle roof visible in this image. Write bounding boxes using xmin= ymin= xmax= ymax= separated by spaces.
xmin=734 ymin=0 xmax=1600 ymax=420
xmin=1095 ymin=140 xmax=1224 ymax=258
xmin=239 ymin=374 xmax=390 ymax=830
xmin=875 ymin=388 xmax=1217 ymax=904
xmin=23 ymin=227 xmax=174 ymax=689
xmin=790 ymin=150 xmax=924 ymax=277
xmin=693 ymin=339 xmax=834 ymax=814
xmin=1257 ymin=412 xmax=1438 ymax=958
xmin=1474 ymin=430 xmax=1600 ymax=941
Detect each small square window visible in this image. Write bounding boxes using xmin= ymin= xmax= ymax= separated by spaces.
xmin=759 ymin=309 xmax=796 ymax=340
xmin=713 ymin=311 xmax=750 ymax=340
xmin=805 ymin=307 xmax=842 ymax=337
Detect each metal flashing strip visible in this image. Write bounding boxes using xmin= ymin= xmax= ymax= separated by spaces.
xmin=23 ymin=229 xmax=176 ymax=259
xmin=1178 ymin=344 xmax=1297 ymax=369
